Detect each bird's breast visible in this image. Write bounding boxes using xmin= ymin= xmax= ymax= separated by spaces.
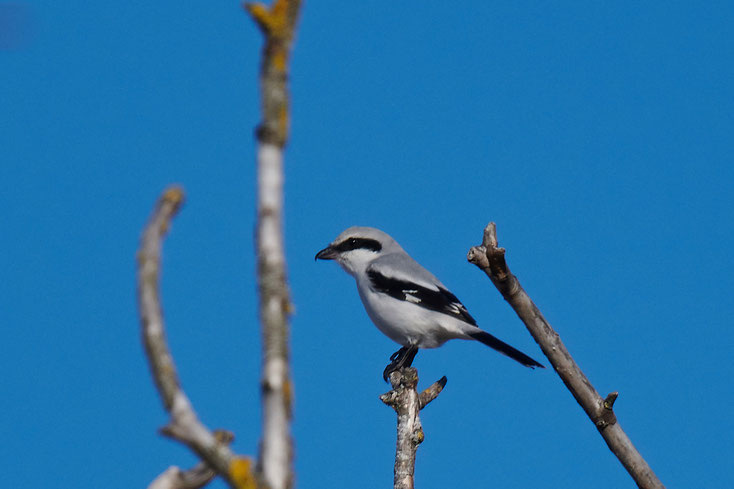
xmin=356 ymin=282 xmax=460 ymax=348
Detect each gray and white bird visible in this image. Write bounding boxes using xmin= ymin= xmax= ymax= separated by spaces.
xmin=315 ymin=226 xmax=544 ymax=380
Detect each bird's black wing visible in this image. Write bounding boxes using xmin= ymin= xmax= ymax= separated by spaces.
xmin=367 ymin=261 xmax=545 ymax=368
xmin=366 ymin=266 xmax=477 ymax=326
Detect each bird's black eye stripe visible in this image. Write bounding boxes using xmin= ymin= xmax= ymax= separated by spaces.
xmin=333 ymin=237 xmax=382 ymax=253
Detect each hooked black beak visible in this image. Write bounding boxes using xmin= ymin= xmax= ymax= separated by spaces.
xmin=315 ymin=246 xmax=337 ymax=261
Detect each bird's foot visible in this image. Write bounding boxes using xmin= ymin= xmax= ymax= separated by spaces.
xmin=382 ymin=345 xmax=419 ymax=382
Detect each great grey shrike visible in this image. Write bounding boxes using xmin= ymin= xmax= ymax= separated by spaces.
xmin=315 ymin=226 xmax=544 ymax=380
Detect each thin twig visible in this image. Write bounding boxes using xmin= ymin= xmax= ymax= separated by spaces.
xmin=418 ymin=376 xmax=447 ymax=410
xmin=244 ymin=2 xmax=302 ymax=488
xmin=137 ymin=187 xmax=256 ymax=489
xmin=148 ymin=462 xmax=216 ymax=489
xmin=148 ymin=431 xmax=236 ymax=489
xmin=381 ymin=368 xmax=447 ymax=489
xmin=467 ymin=222 xmax=665 ymax=489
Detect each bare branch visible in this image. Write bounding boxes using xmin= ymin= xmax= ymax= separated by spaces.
xmin=381 ymin=368 xmax=446 ymax=489
xmin=467 ymin=222 xmax=665 ymax=489
xmin=148 ymin=431 xmax=236 ymax=489
xmin=148 ymin=462 xmax=215 ymax=489
xmin=418 ymin=376 xmax=447 ymax=409
xmin=244 ymin=0 xmax=302 ymax=148
xmin=244 ymin=2 xmax=302 ymax=489
xmin=137 ymin=187 xmax=256 ymax=489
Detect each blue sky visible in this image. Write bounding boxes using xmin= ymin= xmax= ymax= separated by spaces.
xmin=2 ymin=2 xmax=733 ymax=488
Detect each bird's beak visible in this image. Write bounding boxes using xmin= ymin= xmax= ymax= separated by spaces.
xmin=315 ymin=245 xmax=337 ymax=261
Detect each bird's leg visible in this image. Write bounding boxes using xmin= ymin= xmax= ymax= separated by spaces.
xmin=403 ymin=346 xmax=419 ymax=367
xmin=383 ymin=345 xmax=419 ymax=382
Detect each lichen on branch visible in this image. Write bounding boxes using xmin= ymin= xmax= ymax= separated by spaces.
xmin=244 ymin=0 xmax=302 ymax=147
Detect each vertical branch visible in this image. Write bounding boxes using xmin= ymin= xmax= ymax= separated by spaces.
xmin=381 ymin=369 xmax=447 ymax=489
xmin=467 ymin=223 xmax=665 ymax=489
xmin=255 ymin=135 xmax=292 ymax=489
xmin=245 ymin=0 xmax=301 ymax=147
xmin=244 ymin=1 xmax=302 ymax=489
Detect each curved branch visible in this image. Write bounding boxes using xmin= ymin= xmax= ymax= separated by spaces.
xmin=467 ymin=222 xmax=665 ymax=489
xmin=381 ymin=369 xmax=447 ymax=489
xmin=137 ymin=187 xmax=255 ymax=489
xmin=244 ymin=2 xmax=302 ymax=489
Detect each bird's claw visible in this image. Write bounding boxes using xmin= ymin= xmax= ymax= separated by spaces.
xmin=383 ymin=362 xmax=399 ymax=382
xmin=382 ymin=345 xmax=419 ymax=382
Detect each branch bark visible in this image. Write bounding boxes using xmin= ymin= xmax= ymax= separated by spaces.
xmin=137 ymin=187 xmax=256 ymax=489
xmin=467 ymin=222 xmax=665 ymax=489
xmin=244 ymin=0 xmax=301 ymax=147
xmin=148 ymin=431 xmax=236 ymax=489
xmin=380 ymin=369 xmax=447 ymax=489
xmin=244 ymin=2 xmax=302 ymax=489
xmin=148 ymin=461 xmax=216 ymax=489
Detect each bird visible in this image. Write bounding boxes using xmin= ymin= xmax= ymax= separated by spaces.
xmin=315 ymin=226 xmax=544 ymax=380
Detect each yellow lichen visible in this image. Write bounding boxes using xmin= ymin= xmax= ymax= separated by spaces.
xmin=245 ymin=0 xmax=291 ymax=36
xmin=278 ymin=106 xmax=289 ymax=135
xmin=244 ymin=3 xmax=271 ymax=31
xmin=283 ymin=378 xmax=293 ymax=417
xmin=162 ymin=186 xmax=185 ymax=206
xmin=272 ymin=49 xmax=287 ymax=71
xmin=415 ymin=429 xmax=424 ymax=444
xmin=267 ymin=0 xmax=290 ymax=35
xmin=229 ymin=456 xmax=256 ymax=489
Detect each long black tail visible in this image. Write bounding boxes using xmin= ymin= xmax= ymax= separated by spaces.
xmin=468 ymin=330 xmax=545 ymax=369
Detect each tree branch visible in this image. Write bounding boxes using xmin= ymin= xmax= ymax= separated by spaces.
xmin=467 ymin=222 xmax=665 ymax=489
xmin=137 ymin=187 xmax=256 ymax=489
xmin=381 ymin=368 xmax=447 ymax=489
xmin=244 ymin=2 xmax=302 ymax=488
xmin=148 ymin=431 xmax=236 ymax=489
xmin=244 ymin=0 xmax=302 ymax=148
xmin=148 ymin=461 xmax=216 ymax=489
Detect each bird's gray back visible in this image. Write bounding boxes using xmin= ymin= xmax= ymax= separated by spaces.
xmin=369 ymin=251 xmax=446 ymax=291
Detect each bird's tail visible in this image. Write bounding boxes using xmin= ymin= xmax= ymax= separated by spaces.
xmin=468 ymin=330 xmax=545 ymax=369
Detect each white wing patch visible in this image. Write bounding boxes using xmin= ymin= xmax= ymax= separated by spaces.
xmin=403 ymin=291 xmax=422 ymax=304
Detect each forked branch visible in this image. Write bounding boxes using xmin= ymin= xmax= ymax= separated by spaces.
xmin=467 ymin=222 xmax=665 ymax=489
xmin=244 ymin=0 xmax=302 ymax=148
xmin=381 ymin=368 xmax=447 ymax=489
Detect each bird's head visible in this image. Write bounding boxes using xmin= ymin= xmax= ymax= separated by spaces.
xmin=315 ymin=226 xmax=401 ymax=276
